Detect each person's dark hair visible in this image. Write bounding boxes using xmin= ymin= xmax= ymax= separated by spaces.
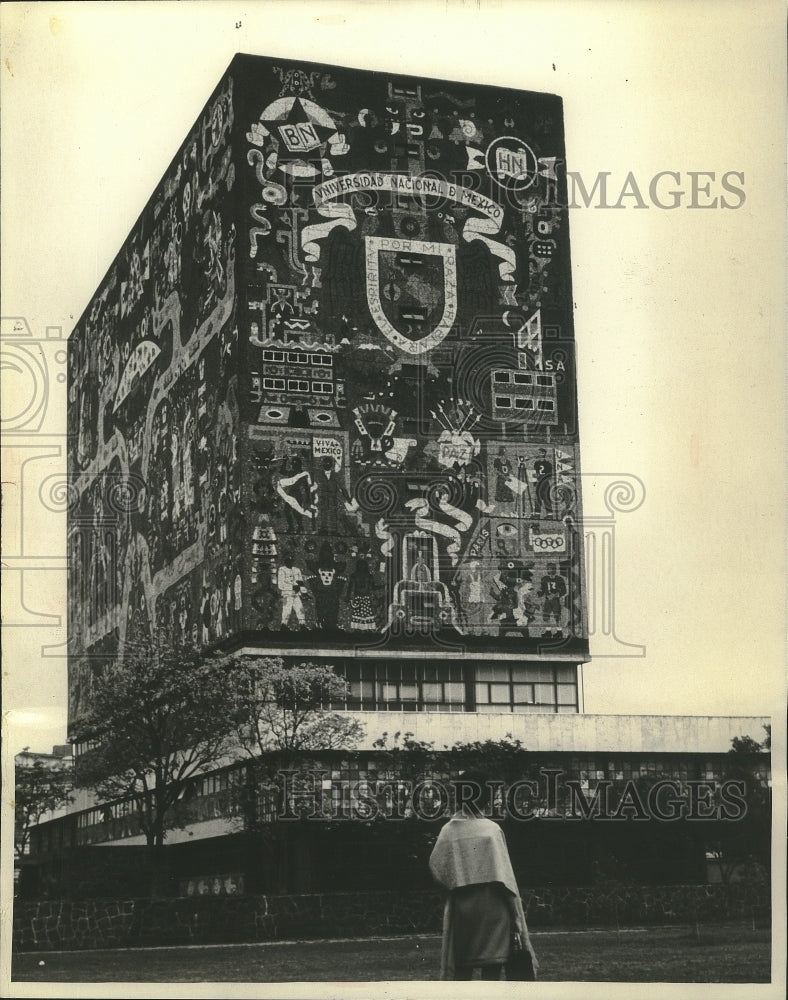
xmin=452 ymin=769 xmax=496 ymax=816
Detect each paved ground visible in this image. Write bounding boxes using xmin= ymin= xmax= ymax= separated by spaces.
xmin=10 ymin=924 xmax=771 ymax=984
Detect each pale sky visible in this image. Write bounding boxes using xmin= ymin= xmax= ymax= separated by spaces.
xmin=1 ymin=1 xmax=785 ymax=760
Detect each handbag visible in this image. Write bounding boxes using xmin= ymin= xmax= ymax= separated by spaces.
xmin=506 ymin=931 xmax=537 ymax=981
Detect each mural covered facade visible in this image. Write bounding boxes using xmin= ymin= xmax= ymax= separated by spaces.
xmin=235 ymin=57 xmax=586 ymax=653
xmin=68 ymin=55 xmax=587 ymax=731
xmin=67 ymin=73 xmax=242 ymax=727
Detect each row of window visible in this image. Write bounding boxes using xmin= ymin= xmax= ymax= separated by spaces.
xmin=321 ymin=660 xmax=578 ymax=713
xmin=562 ymin=756 xmax=734 ymax=784
xmin=336 ymin=661 xmax=465 ymax=712
xmin=494 ymin=371 xmax=555 ymax=387
xmin=262 ymin=378 xmax=334 ymax=394
xmin=262 ymin=351 xmax=333 ymax=366
xmin=475 ymin=680 xmax=576 ymax=707
xmin=494 ymin=396 xmax=555 ymax=412
xmin=36 ymin=751 xmax=758 ymax=851
xmin=199 ymin=771 xmax=233 ymax=796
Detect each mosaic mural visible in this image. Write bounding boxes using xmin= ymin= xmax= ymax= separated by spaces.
xmin=68 ymin=56 xmax=588 ymax=727
xmin=67 ymin=75 xmax=241 ymax=724
xmin=236 ymin=57 xmax=585 ymax=648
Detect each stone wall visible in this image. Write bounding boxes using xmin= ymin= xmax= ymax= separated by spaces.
xmin=14 ymin=883 xmax=770 ymax=952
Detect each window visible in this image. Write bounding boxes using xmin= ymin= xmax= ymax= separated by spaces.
xmin=287 ymin=379 xmax=310 ymax=392
xmin=288 ymin=352 xmax=310 ymax=365
xmin=536 ymin=375 xmax=554 ymax=387
xmin=330 ymin=660 xmax=465 ymax=712
xmin=495 ymin=396 xmax=512 ymax=408
xmin=391 ymin=85 xmax=419 ymax=98
xmin=400 ymin=682 xmax=418 ymax=703
xmin=477 ymin=664 xmax=508 ymax=681
xmin=494 ymin=372 xmax=511 ymax=384
xmin=378 ymin=682 xmax=399 ymax=702
xmin=311 ymin=381 xmax=333 ymax=394
xmin=474 ymin=665 xmax=573 ymax=712
xmin=513 ymin=373 xmax=532 ymax=385
xmin=534 ymin=683 xmax=556 ymax=703
xmin=311 ymin=353 xmax=333 ymax=367
xmin=263 ymin=377 xmax=285 ymax=390
xmin=318 ymin=660 xmax=578 ymax=715
xmin=537 ymin=399 xmax=555 ymax=411
xmin=513 ymin=683 xmax=536 ymax=704
xmin=514 ymin=398 xmax=533 ymax=409
xmin=557 ymin=685 xmax=577 ymax=706
xmin=475 ymin=682 xmax=511 ymax=705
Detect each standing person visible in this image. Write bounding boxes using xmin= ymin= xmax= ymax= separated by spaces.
xmin=429 ymin=770 xmax=538 ymax=981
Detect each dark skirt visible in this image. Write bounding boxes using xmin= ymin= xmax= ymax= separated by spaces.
xmin=451 ymin=882 xmax=512 ymax=966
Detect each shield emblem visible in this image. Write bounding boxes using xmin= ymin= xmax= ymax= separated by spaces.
xmin=365 ymin=237 xmax=458 ymax=355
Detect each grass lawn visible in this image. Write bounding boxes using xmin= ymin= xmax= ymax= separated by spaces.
xmin=11 ymin=924 xmax=770 ymax=984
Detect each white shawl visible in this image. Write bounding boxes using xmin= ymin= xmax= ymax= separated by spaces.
xmin=429 ymin=814 xmax=535 ymax=979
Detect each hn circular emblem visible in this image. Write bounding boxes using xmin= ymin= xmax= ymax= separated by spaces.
xmin=485 ymin=135 xmax=538 ymax=193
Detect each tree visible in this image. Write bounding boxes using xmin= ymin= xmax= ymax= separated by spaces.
xmin=70 ymin=635 xmax=242 ymax=896
xmin=229 ymin=657 xmax=365 ymax=892
xmin=14 ymin=757 xmax=73 ymax=860
xmin=232 ymin=657 xmax=364 ymax=816
xmin=705 ymin=730 xmax=771 ymax=886
xmin=233 ymin=657 xmax=365 ymax=762
xmin=370 ymin=732 xmax=565 ymax=817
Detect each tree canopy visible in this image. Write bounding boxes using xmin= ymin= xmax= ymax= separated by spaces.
xmin=232 ymin=656 xmax=365 ymax=760
xmin=14 ymin=757 xmax=73 ymax=859
xmin=70 ymin=634 xmax=242 ymax=893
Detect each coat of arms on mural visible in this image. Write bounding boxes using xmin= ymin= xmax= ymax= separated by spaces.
xmin=364 ymin=238 xmax=458 ymax=355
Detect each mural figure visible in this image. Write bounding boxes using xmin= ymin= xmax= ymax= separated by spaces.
xmin=276 ymin=550 xmax=308 ymax=629
xmin=493 ymin=447 xmax=517 ymax=509
xmin=489 ymin=561 xmax=524 ymax=628
xmin=537 ymin=561 xmax=567 ymax=637
xmin=532 ymin=448 xmax=554 ymax=518
xmin=347 ymin=558 xmax=380 ymax=631
xmin=200 ymin=587 xmax=213 ymax=644
xmin=275 ymin=457 xmax=317 ymax=533
xmin=314 ymin=456 xmax=352 ymax=535
xmin=232 ymin=561 xmax=243 ymax=632
xmin=485 ymin=560 xmax=537 ymax=635
xmin=306 ymin=542 xmax=346 ymax=630
xmin=513 ymin=574 xmax=537 ymax=630
xmin=454 ymin=558 xmax=484 ymax=627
